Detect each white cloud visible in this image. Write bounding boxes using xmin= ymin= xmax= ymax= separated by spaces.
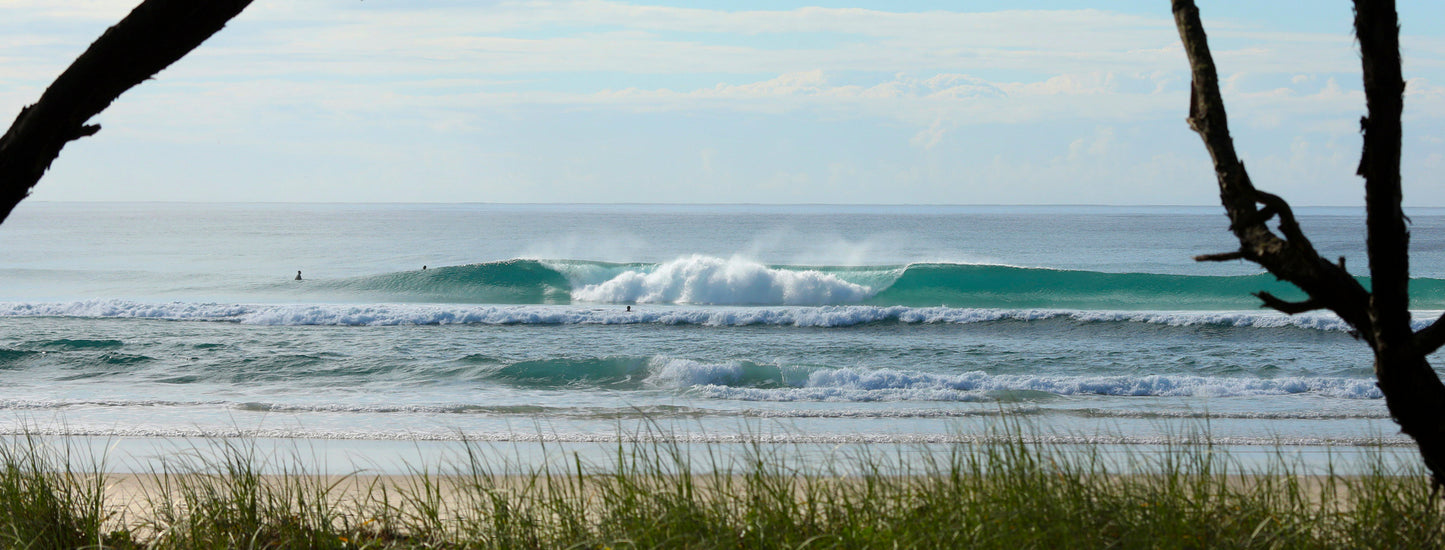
xmin=8 ymin=0 xmax=1413 ymax=85
xmin=1066 ymin=127 xmax=1116 ymax=161
xmin=910 ymin=119 xmax=947 ymax=150
xmin=0 ymin=0 xmax=136 ymax=20
xmin=3 ymin=0 xmax=1444 ymax=205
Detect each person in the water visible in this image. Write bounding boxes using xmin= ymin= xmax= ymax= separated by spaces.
xmin=626 ymin=305 xmax=631 ymax=312
xmin=295 ymin=270 xmax=302 ymax=281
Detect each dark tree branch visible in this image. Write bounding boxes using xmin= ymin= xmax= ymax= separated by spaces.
xmin=0 ymin=0 xmax=254 ymax=224
xmin=1178 ymin=0 xmax=1445 ymax=490
xmin=1194 ymin=251 xmax=1246 ymax=262
xmin=1356 ymin=1 xmax=1411 ymax=347
xmin=1253 ymin=190 xmax=1310 ymax=247
xmin=1230 ymin=199 xmax=1275 ymax=232
xmin=1352 ymin=0 xmax=1445 ymax=489
xmin=1171 ymin=0 xmax=1374 ymax=340
xmin=1415 ymin=314 xmax=1445 ymax=355
xmin=73 ymin=124 xmax=102 ymax=140
xmin=1253 ymin=292 xmax=1324 ymax=315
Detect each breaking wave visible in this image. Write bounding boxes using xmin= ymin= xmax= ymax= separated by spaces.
xmin=446 ymin=356 xmax=1384 ymax=401
xmin=0 ymin=299 xmax=1413 ymax=331
xmin=184 ymin=256 xmax=1445 ymax=309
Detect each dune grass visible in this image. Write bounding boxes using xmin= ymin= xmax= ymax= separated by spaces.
xmin=1 ymin=427 xmax=1442 ymax=549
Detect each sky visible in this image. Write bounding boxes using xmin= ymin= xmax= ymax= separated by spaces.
xmin=2 ymin=0 xmax=1444 ymax=206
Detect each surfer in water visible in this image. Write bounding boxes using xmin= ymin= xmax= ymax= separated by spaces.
xmin=626 ymin=306 xmax=631 ymax=312
xmin=295 ymin=270 xmax=302 ymax=281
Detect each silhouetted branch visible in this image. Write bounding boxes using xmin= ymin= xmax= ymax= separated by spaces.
xmin=1414 ymin=315 xmax=1445 ymax=355
xmin=1355 ymin=0 xmax=1411 ymax=344
xmin=1253 ymin=190 xmax=1310 ymax=247
xmin=1353 ymin=0 xmax=1445 ymax=490
xmin=1178 ymin=0 xmax=1445 ymax=491
xmin=1172 ymin=0 xmax=1373 ymax=337
xmin=1253 ymin=292 xmax=1324 ymax=315
xmin=1194 ymin=251 xmax=1246 ymax=262
xmin=0 ymin=0 xmax=254 ymax=224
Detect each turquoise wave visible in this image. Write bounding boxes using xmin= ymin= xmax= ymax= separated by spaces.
xmin=296 ymin=258 xmax=1445 ymax=310
xmin=463 ymin=355 xmax=805 ymax=390
xmin=310 ymin=259 xmax=575 ymax=304
xmin=872 ymin=264 xmax=1299 ymax=310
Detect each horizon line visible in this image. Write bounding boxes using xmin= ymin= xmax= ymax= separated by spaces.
xmin=17 ymin=200 xmax=1422 ymax=209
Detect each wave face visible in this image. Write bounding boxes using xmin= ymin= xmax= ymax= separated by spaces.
xmin=873 ymin=264 xmax=1298 ymax=309
xmin=264 ymin=256 xmax=1445 ymax=310
xmin=310 ymin=259 xmax=574 ymax=304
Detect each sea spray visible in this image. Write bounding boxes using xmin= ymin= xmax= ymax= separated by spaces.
xmin=570 ymin=255 xmax=876 ymax=305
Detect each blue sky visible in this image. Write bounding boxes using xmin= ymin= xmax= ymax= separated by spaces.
xmin=2 ymin=0 xmax=1443 ymax=205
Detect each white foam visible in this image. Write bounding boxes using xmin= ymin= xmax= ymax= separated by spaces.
xmin=616 ymin=358 xmax=1384 ymax=402
xmin=646 ymin=357 xmax=750 ymax=388
xmin=0 ymin=398 xmax=226 ymax=410
xmin=0 ymin=300 xmax=253 ymax=320
xmin=0 ymin=424 xmax=1413 ymax=446
xmin=684 ymin=367 xmax=1383 ymax=402
xmin=0 ymin=398 xmax=1381 ymax=421
xmin=570 ymin=255 xmax=875 ymax=305
xmin=0 ymin=299 xmax=1426 ymax=332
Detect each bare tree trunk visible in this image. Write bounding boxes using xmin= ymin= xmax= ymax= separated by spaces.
xmin=0 ymin=0 xmax=253 ymax=224
xmin=1350 ymin=3 xmax=1445 ymax=485
xmin=1379 ymin=355 xmax=1445 ymax=486
xmin=1173 ymin=0 xmax=1445 ymax=487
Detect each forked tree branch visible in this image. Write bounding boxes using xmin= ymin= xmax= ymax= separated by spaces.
xmin=1348 ymin=0 xmax=1445 ymax=491
xmin=1179 ymin=0 xmax=1445 ymax=491
xmin=1171 ymin=0 xmax=1374 ymax=339
xmin=0 ymin=0 xmax=254 ymax=224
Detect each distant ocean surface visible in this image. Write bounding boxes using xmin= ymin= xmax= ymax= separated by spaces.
xmin=2 ymin=203 xmax=1443 ymax=455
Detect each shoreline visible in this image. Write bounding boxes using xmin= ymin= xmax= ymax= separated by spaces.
xmin=5 ymin=433 xmax=1421 ymax=476
xmin=3 ymin=434 xmax=1436 ymax=548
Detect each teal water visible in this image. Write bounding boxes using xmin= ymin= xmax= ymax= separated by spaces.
xmin=268 ymin=258 xmax=1445 ymax=310
xmin=0 ymin=203 xmax=1438 ymax=454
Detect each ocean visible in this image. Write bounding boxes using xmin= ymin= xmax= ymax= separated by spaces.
xmin=0 ymin=202 xmax=1438 ymax=471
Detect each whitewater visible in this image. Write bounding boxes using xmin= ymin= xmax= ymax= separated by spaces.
xmin=2 ymin=203 xmax=1442 ymax=468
